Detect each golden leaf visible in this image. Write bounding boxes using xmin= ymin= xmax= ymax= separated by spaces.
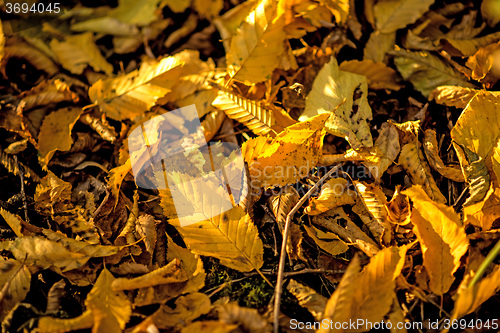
xmin=88 ymin=55 xmax=183 ymax=120
xmin=430 ymin=85 xmax=486 ymax=109
xmin=71 ymin=17 xmax=139 ymax=36
xmin=304 ymin=178 xmax=355 ymax=215
xmin=211 ymin=88 xmax=276 ymax=136
xmin=482 ymin=0 xmax=500 ymax=27
xmin=135 ymin=214 xmax=157 ymax=255
xmin=242 ymin=113 xmax=328 ymax=188
xmin=463 ymin=183 xmax=500 ymax=231
xmin=318 ymin=256 xmax=360 ymax=333
xmin=450 ymin=265 xmax=500 ymax=322
xmin=374 ymin=0 xmax=435 ymax=33
xmin=108 ymin=0 xmax=163 ymax=26
xmin=0 ymin=258 xmax=31 ymax=321
xmin=268 ymin=185 xmax=300 ymax=230
xmin=466 ymin=42 xmax=500 ymax=83
xmin=349 ymin=246 xmax=407 ymax=330
xmin=108 ymin=159 xmax=132 ymax=206
xmin=19 ymin=79 xmax=79 ymax=110
xmin=403 ymin=186 xmax=468 ymax=295
xmin=353 ymin=181 xmax=392 ymax=245
xmin=171 ymin=204 xmax=263 ymax=272
xmin=423 ymin=129 xmax=464 ymax=182
xmin=363 ymin=122 xmax=401 ymax=181
xmin=398 ymin=142 xmax=447 ymax=203
xmin=340 ymin=59 xmax=401 ymax=90
xmin=287 ymin=279 xmax=327 ymax=320
xmin=441 ymin=31 xmax=500 ymax=57
xmin=392 ymin=49 xmax=474 ymax=97
xmin=451 ymin=92 xmax=500 ymax=202
xmin=304 ymin=224 xmax=349 ymax=256
xmin=38 ymin=107 xmax=83 ymax=167
xmin=319 ymin=0 xmax=349 ymax=25
xmin=301 ymin=57 xmax=373 ymax=149
xmin=364 ymin=30 xmax=395 ymax=63
xmin=0 ymin=208 xmax=23 ymax=237
xmin=386 ymin=186 xmax=411 ymax=225
xmin=148 ymin=293 xmax=211 ymax=330
xmin=194 ymin=0 xmax=223 ymax=19
xmin=50 ymin=32 xmax=113 ymax=75
xmin=112 ymin=259 xmax=187 ymax=290
xmin=226 ymin=0 xmax=287 ymax=84
xmin=40 ymin=268 xmax=131 ymax=333
xmin=201 ymin=110 xmax=225 ymax=141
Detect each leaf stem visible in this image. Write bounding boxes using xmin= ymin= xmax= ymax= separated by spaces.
xmin=273 ymin=165 xmax=341 ymax=333
xmin=468 ymin=239 xmax=500 ymax=288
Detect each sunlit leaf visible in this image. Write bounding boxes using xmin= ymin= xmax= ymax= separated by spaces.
xmin=374 ymin=0 xmax=434 ymax=33
xmin=304 ymin=178 xmax=355 ymax=215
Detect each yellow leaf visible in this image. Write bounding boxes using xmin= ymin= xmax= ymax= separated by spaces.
xmin=386 ymin=186 xmax=411 ymax=225
xmin=109 ymin=0 xmax=163 ymax=26
xmin=108 ymin=159 xmax=132 ymax=206
xmin=0 ymin=258 xmax=31 ymax=321
xmin=340 ymin=59 xmax=401 ymax=90
xmin=86 ymin=268 xmax=131 ymax=332
xmin=450 ymin=265 xmax=500 ymax=322
xmin=201 ymin=110 xmax=226 ymax=141
xmin=451 ymin=92 xmax=500 ymax=201
xmin=38 ymin=107 xmax=83 ymax=167
xmin=463 ymin=183 xmax=500 ymax=231
xmin=149 ymin=293 xmax=211 ymax=330
xmin=374 ymin=0 xmax=435 ymax=33
xmin=0 ymin=208 xmax=23 ymax=237
xmin=88 ymin=55 xmax=183 ymax=120
xmin=403 ymin=186 xmax=468 ymax=295
xmin=319 ymin=0 xmax=349 ymax=25
xmin=318 ymin=256 xmax=360 ymax=333
xmin=226 ymin=0 xmax=287 ymax=84
xmin=72 ymin=17 xmax=139 ymax=36
xmin=482 ymin=0 xmax=500 ymax=26
xmin=392 ymin=49 xmax=474 ymax=97
xmin=349 ymin=246 xmax=407 ymax=330
xmin=354 ymin=181 xmax=392 ymax=245
xmin=431 ymin=85 xmax=486 ymax=109
xmin=242 ymin=113 xmax=328 ymax=188
xmin=441 ymin=31 xmax=500 ymax=57
xmin=398 ymin=142 xmax=447 ymax=203
xmin=50 ymin=32 xmax=113 ymax=75
xmin=301 ymin=57 xmax=373 ymax=149
xmin=287 ymin=279 xmax=327 ymax=320
xmin=364 ymin=30 xmax=395 ymax=62
xmin=304 ymin=224 xmax=349 ymax=256
xmin=212 ymin=88 xmax=276 ymax=136
xmin=466 ymin=42 xmax=500 ymax=83
xmin=172 ymin=205 xmax=263 ymax=272
xmin=423 ymin=129 xmax=464 ymax=182
xmin=194 ymin=0 xmax=223 ymax=19
xmin=363 ymin=122 xmax=401 ymax=181
xmin=213 ymin=0 xmax=257 ymax=52
xmin=304 ymin=178 xmax=355 ymax=215
xmin=19 ymin=79 xmax=79 ymax=110
xmin=112 ymin=259 xmax=187 ymax=290
xmin=161 ymin=0 xmax=191 ymax=13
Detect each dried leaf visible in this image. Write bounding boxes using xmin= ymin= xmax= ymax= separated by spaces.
xmin=392 ymin=48 xmax=474 ymax=97
xmin=430 ymin=86 xmax=486 ymax=109
xmin=50 ymin=32 xmax=113 ymax=75
xmin=301 ymin=57 xmax=373 ymax=149
xmin=287 ymin=279 xmax=327 ymax=320
xmin=19 ymin=79 xmax=79 ymax=110
xmin=212 ymin=88 xmax=275 ymax=136
xmin=463 ymin=182 xmax=500 ymax=231
xmin=340 ymin=59 xmax=401 ymax=90
xmin=363 ymin=122 xmax=400 ymax=181
xmin=217 ymin=302 xmax=269 ymax=332
xmin=226 ymin=0 xmax=286 ymax=84
xmin=38 ymin=107 xmax=83 ymax=166
xmin=403 ymin=186 xmax=468 ymax=295
xmin=374 ymin=0 xmax=434 ymax=33
xmin=242 ymin=113 xmax=328 ymax=188
xmin=364 ymin=30 xmax=395 ymax=62
xmin=386 ymin=186 xmax=411 ymax=225
xmin=423 ymin=129 xmax=464 ymax=182
xmin=398 ymin=142 xmax=447 ymax=203
xmin=304 ymin=224 xmax=349 ymax=256
xmin=88 ymin=55 xmax=183 ymax=120
xmin=304 ymin=178 xmax=355 ymax=215
xmin=0 ymin=258 xmax=31 ymax=321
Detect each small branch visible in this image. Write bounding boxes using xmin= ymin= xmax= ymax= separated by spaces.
xmin=468 ymin=239 xmax=500 ymax=288
xmin=273 ymin=165 xmax=341 ymax=333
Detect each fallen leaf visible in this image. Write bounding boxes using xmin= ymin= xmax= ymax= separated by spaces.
xmin=374 ymin=0 xmax=435 ymax=33
xmin=287 ymin=279 xmax=327 ymax=320
xmin=304 ymin=178 xmax=355 ymax=215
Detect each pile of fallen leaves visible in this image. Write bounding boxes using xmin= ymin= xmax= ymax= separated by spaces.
xmin=1 ymin=0 xmax=500 ymax=332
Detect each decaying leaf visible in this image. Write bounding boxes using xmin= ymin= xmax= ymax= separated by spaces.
xmin=386 ymin=186 xmax=411 ymax=225
xmin=0 ymin=258 xmax=31 ymax=321
xmin=423 ymin=129 xmax=464 ymax=182
xmin=304 ymin=224 xmax=349 ymax=256
xmin=398 ymin=142 xmax=447 ymax=203
xmin=287 ymin=279 xmax=327 ymax=320
xmin=242 ymin=113 xmax=328 ymax=188
xmin=403 ymin=186 xmax=468 ymax=295
xmin=301 ymin=57 xmax=373 ymax=149
xmin=304 ymin=178 xmax=355 ymax=215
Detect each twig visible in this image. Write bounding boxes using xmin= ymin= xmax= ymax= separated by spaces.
xmin=13 ymin=156 xmax=29 ymax=223
xmin=273 ymin=165 xmax=341 ymax=333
